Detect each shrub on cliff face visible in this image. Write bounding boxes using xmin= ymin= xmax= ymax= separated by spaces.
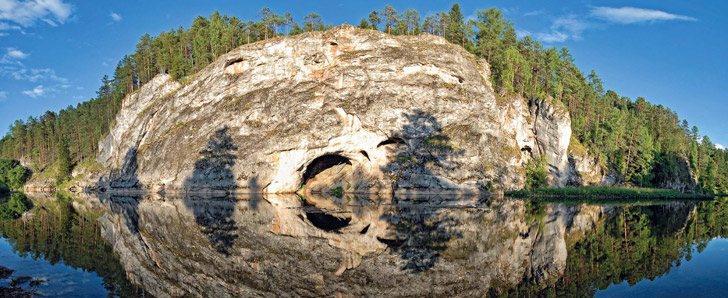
xmin=525 ymin=157 xmax=548 ymax=190
xmin=0 ymin=159 xmax=30 ymax=190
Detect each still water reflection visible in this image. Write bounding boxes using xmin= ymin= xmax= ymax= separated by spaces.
xmin=0 ymin=192 xmax=726 ymax=297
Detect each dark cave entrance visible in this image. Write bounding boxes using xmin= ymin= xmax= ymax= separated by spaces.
xmin=302 ymin=154 xmax=352 ymax=185
xmin=377 ymin=137 xmax=407 ymax=148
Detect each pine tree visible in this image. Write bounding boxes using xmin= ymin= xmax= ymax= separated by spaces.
xmin=56 ymin=137 xmax=71 ymax=183
xmin=448 ymin=3 xmax=464 ymax=46
xmin=380 ymin=5 xmax=397 ymax=34
xmin=368 ymin=11 xmax=381 ymax=31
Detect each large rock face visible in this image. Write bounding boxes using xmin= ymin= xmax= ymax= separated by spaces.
xmin=97 ymin=25 xmax=572 ymax=193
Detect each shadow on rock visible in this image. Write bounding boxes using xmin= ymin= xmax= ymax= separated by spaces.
xmin=182 ymin=126 xmax=243 ymax=256
xmin=379 ymin=110 xmax=469 ymax=272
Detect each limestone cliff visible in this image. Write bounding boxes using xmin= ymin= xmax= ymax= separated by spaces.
xmin=96 ymin=25 xmax=573 ymax=193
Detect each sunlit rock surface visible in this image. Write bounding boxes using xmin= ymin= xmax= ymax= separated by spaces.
xmin=96 ymin=25 xmax=574 ymax=194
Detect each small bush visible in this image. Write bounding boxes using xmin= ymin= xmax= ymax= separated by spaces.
xmin=525 ymin=157 xmax=548 ymax=190
xmin=0 ymin=159 xmax=30 ymax=190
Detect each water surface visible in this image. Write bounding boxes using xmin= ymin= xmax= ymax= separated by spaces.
xmin=1 ymin=192 xmax=727 ymax=297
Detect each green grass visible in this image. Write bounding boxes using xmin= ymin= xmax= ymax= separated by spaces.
xmin=329 ymin=186 xmax=344 ymax=199
xmin=506 ymin=186 xmax=715 ymax=201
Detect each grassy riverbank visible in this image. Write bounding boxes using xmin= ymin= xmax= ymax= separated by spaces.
xmin=505 ymin=187 xmax=716 ymax=201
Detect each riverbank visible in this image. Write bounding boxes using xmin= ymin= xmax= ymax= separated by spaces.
xmin=505 ymin=187 xmax=716 ymax=201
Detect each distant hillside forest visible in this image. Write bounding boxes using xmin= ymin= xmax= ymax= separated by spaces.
xmin=0 ymin=4 xmax=726 ymax=193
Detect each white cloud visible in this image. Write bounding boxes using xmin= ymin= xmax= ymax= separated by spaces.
xmin=526 ymin=6 xmax=696 ymax=44
xmin=6 ymin=47 xmax=27 ymax=59
xmin=717 ymin=144 xmax=725 ymax=150
xmin=0 ymin=90 xmax=6 ymax=101
xmin=109 ymin=11 xmax=122 ymax=22
xmin=0 ymin=22 xmax=20 ymax=30
xmin=523 ymin=10 xmax=544 ymax=17
xmin=591 ymin=7 xmax=696 ymax=24
xmin=22 ymin=85 xmax=46 ymax=98
xmin=515 ymin=29 xmax=531 ymax=39
xmin=0 ymin=47 xmax=28 ymax=64
xmin=0 ymin=66 xmax=67 ymax=82
xmin=0 ymin=22 xmax=24 ymax=35
xmin=535 ymin=15 xmax=590 ymax=43
xmin=0 ymin=0 xmax=73 ymax=28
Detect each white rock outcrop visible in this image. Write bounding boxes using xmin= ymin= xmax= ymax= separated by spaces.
xmin=96 ymin=25 xmax=573 ymax=193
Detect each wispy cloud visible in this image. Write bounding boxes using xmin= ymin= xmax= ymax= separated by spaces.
xmin=22 ymin=85 xmax=48 ymax=98
xmin=6 ymin=48 xmax=27 ymax=59
xmin=0 ymin=90 xmax=6 ymax=102
xmin=0 ymin=66 xmax=67 ymax=83
xmin=0 ymin=22 xmax=23 ymax=34
xmin=0 ymin=0 xmax=73 ymax=29
xmin=535 ymin=15 xmax=590 ymax=43
xmin=530 ymin=6 xmax=696 ymax=44
xmin=523 ymin=10 xmax=544 ymax=17
xmin=591 ymin=7 xmax=696 ymax=24
xmin=0 ymin=47 xmax=28 ymax=64
xmin=109 ymin=11 xmax=122 ymax=22
xmin=515 ymin=29 xmax=531 ymax=39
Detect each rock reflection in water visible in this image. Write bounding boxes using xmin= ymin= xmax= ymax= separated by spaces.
xmin=8 ymin=190 xmax=728 ymax=297
xmin=96 ymin=191 xmax=614 ymax=297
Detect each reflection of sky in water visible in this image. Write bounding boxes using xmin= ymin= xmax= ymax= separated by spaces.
xmin=0 ymin=236 xmax=110 ymax=297
xmin=596 ymin=238 xmax=728 ymax=298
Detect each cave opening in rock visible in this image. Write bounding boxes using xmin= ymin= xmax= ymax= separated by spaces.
xmin=302 ymin=154 xmax=352 ymax=185
xmin=360 ymin=150 xmax=370 ymax=161
xmin=224 ymin=58 xmax=244 ymax=68
xmin=377 ymin=138 xmax=406 ymax=148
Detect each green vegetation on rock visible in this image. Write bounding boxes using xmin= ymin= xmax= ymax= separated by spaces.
xmin=506 ymin=186 xmax=714 ymax=201
xmin=524 ymin=157 xmax=548 ymax=191
xmin=0 ymin=159 xmax=30 ymax=191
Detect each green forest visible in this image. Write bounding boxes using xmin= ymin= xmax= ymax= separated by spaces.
xmin=0 ymin=4 xmax=725 ymax=193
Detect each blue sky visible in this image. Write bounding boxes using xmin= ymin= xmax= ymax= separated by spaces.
xmin=0 ymin=0 xmax=726 ymax=148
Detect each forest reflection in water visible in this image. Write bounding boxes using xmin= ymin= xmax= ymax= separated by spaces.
xmin=1 ymin=191 xmax=728 ymax=297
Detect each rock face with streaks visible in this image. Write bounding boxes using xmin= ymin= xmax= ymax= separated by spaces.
xmin=96 ymin=25 xmax=573 ymax=193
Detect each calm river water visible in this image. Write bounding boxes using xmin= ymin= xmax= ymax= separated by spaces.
xmin=0 ymin=192 xmax=726 ymax=297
